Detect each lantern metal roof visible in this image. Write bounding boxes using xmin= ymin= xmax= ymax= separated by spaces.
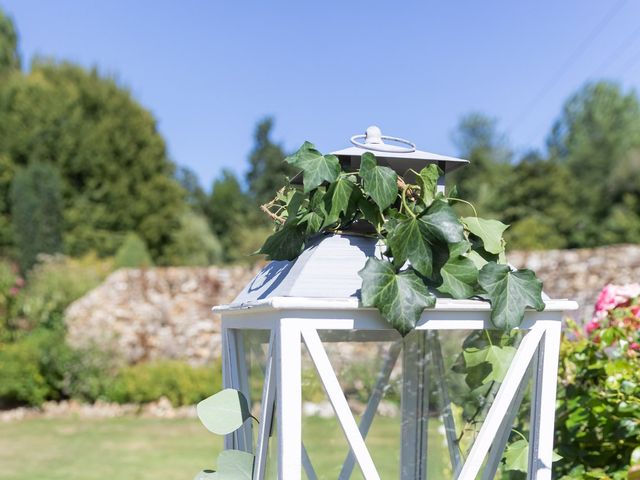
xmin=216 ymin=233 xmax=575 ymax=314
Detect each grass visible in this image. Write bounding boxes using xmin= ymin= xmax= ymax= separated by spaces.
xmin=0 ymin=415 xmax=449 ymax=479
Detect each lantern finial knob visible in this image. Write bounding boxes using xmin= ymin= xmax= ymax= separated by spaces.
xmin=364 ymin=125 xmax=383 ymax=145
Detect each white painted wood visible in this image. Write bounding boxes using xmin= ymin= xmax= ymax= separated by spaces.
xmin=221 ymin=327 xmax=234 ymax=451
xmin=301 ymin=328 xmax=381 ymax=480
xmin=234 ymin=330 xmax=254 ymax=453
xmin=254 ymin=331 xmax=276 ymax=480
xmin=339 ymin=341 xmax=401 ymax=479
xmin=457 ymin=325 xmax=545 ymax=480
xmin=481 ymin=365 xmax=533 ymax=480
xmin=215 ymin=294 xmax=578 ymax=314
xmin=302 ymin=444 xmax=318 ymax=480
xmin=429 ymin=331 xmax=463 ymax=473
xmin=400 ymin=332 xmax=429 ymax=480
xmin=528 ymin=322 xmax=562 ymax=480
xmin=277 ymin=319 xmax=302 ymax=480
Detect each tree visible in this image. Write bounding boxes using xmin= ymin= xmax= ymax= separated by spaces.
xmin=246 ymin=117 xmax=295 ymax=205
xmin=114 ymin=233 xmax=153 ymax=269
xmin=0 ymin=60 xmax=187 ymax=261
xmin=206 ymin=170 xmax=269 ymax=263
xmin=448 ymin=113 xmax=513 ymax=216
xmin=10 ymin=163 xmax=64 ymax=272
xmin=176 ymin=166 xmax=207 ymax=215
xmin=162 ymin=212 xmax=223 ymax=266
xmin=500 ymin=152 xmax=580 ymax=249
xmin=0 ymin=8 xmax=20 ymax=76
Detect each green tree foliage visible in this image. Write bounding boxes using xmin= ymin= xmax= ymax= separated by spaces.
xmin=500 ymin=152 xmax=579 ymax=249
xmin=448 ymin=113 xmax=513 ymax=216
xmin=0 ymin=8 xmax=20 ymax=76
xmin=10 ymin=162 xmax=64 ymax=272
xmin=162 ymin=212 xmax=223 ymax=266
xmin=114 ymin=233 xmax=153 ymax=269
xmin=176 ymin=166 xmax=208 ymax=215
xmin=548 ymin=81 xmax=640 ymax=245
xmin=207 ymin=170 xmax=271 ymax=264
xmin=0 ymin=60 xmax=186 ymax=260
xmin=246 ymin=117 xmax=296 ymax=205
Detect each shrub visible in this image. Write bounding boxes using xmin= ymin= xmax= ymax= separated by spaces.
xmin=0 ymin=329 xmax=116 ymax=407
xmin=0 ymin=259 xmax=23 ymax=340
xmin=20 ymin=253 xmax=113 ymax=330
xmin=114 ymin=232 xmax=153 ymax=269
xmin=555 ymin=284 xmax=640 ymax=479
xmin=161 ymin=212 xmax=223 ymax=266
xmin=0 ymin=335 xmax=48 ymax=407
xmin=106 ymin=359 xmax=221 ymax=407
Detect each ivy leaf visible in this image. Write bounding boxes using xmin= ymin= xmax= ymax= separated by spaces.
xmin=503 ymin=439 xmax=529 ymax=473
xmin=463 ymin=344 xmax=517 ymax=384
xmin=386 ymin=216 xmax=433 ymax=276
xmin=216 ymin=450 xmax=254 ymax=479
xmin=358 ymin=258 xmax=436 ymax=335
xmin=462 ymin=217 xmax=509 ymax=254
xmin=284 ymin=190 xmax=305 ymax=225
xmin=359 ymin=152 xmax=398 ymax=210
xmin=258 ymin=225 xmax=305 ymax=261
xmin=323 ymin=175 xmax=355 ymax=227
xmin=420 ymin=200 xmax=465 ymax=244
xmin=449 ymin=240 xmax=471 ymax=257
xmin=357 ymin=196 xmax=382 ymax=229
xmin=416 ymin=164 xmax=442 ymax=206
xmin=285 ymin=141 xmax=341 ymax=192
xmin=197 ymin=389 xmax=253 ymax=436
xmin=478 ymin=263 xmax=545 ymax=329
xmin=438 ymin=255 xmax=479 ymax=299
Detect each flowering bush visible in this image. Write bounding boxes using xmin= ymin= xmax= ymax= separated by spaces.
xmin=555 ymin=284 xmax=640 ymax=480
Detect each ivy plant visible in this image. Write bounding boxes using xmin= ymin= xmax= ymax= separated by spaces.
xmin=259 ymin=142 xmax=545 ymax=334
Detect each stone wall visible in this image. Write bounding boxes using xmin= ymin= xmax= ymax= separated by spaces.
xmin=65 ymin=266 xmax=260 ymax=365
xmin=65 ymin=244 xmax=640 ymax=364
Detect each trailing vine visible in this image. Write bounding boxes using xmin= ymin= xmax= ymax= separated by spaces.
xmin=259 ymin=141 xmax=545 ymax=335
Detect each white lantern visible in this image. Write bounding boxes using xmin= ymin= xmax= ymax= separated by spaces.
xmin=213 ymin=128 xmax=578 ymax=480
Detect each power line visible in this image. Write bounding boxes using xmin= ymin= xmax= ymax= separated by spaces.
xmin=592 ymin=23 xmax=640 ymax=77
xmin=508 ymin=0 xmax=628 ymax=134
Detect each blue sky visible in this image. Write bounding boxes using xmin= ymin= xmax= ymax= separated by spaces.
xmin=3 ymin=1 xmax=640 ymax=189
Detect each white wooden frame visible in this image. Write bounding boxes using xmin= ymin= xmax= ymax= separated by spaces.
xmin=217 ymin=297 xmax=574 ymax=480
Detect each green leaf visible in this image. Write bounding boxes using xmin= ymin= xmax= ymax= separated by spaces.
xmin=386 ymin=216 xmax=433 ymax=276
xmin=416 ymin=164 xmax=442 ymax=206
xmin=284 ymin=190 xmax=305 ymax=225
xmin=196 ymin=389 xmax=252 ymax=435
xmin=359 ymin=152 xmax=398 ymax=210
xmin=463 ymin=344 xmax=517 ymax=384
xmin=194 ymin=470 xmax=218 ymax=480
xmin=258 ymin=225 xmax=305 ymax=261
xmin=357 ymin=196 xmax=382 ymax=228
xmin=503 ymin=439 xmax=529 ymax=473
xmin=467 ymin=250 xmax=489 ymax=269
xmin=285 ymin=142 xmax=341 ymax=192
xmin=216 ymin=450 xmax=254 ymax=480
xmin=420 ymin=200 xmax=465 ymax=244
xmin=438 ymin=255 xmax=479 ymax=299
xmin=449 ymin=240 xmax=471 ymax=257
xmin=462 ymin=217 xmax=509 ymax=254
xmin=478 ymin=263 xmax=545 ymax=329
xmin=323 ymin=175 xmax=355 ymax=227
xmin=358 ymin=258 xmax=436 ymax=335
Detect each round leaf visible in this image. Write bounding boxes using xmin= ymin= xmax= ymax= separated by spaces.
xmin=197 ymin=389 xmax=252 ymax=435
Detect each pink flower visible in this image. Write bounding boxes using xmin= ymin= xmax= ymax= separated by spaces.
xmin=630 ymin=342 xmax=640 ymax=351
xmin=594 ymin=283 xmax=640 ymax=317
xmin=586 ymin=320 xmax=600 ymax=335
xmin=8 ymin=287 xmax=19 ymax=296
xmin=595 ymin=284 xmax=619 ymax=314
xmin=631 ymin=305 xmax=640 ymax=317
xmin=14 ymin=277 xmax=24 ymax=288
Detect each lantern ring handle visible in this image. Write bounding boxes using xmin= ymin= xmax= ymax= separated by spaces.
xmin=350 ymin=134 xmax=416 ymax=153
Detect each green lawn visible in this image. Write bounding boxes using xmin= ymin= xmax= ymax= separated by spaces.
xmin=0 ymin=416 xmax=449 ymax=479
